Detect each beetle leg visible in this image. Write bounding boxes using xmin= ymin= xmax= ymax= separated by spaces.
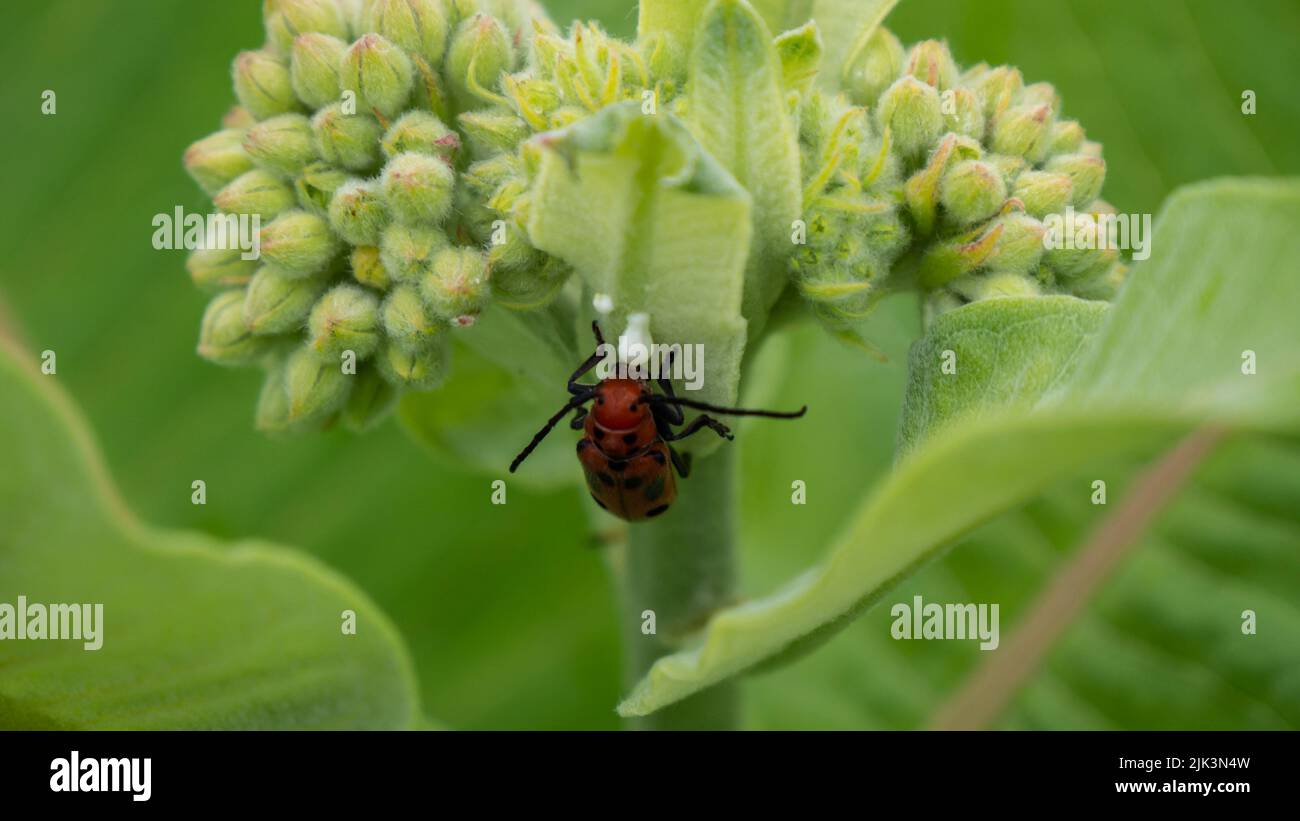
xmin=653 ymin=350 xmax=686 ymax=424
xmin=570 ymin=406 xmax=588 ymax=429
xmin=668 ymin=444 xmax=692 ymax=478
xmin=568 ymin=322 xmax=615 ymax=394
xmin=663 ymin=413 xmax=733 ymax=442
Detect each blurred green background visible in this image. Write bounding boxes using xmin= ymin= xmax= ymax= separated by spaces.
xmin=1 ymin=0 xmax=1297 ymax=729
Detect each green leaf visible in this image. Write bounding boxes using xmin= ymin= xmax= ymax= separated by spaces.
xmin=688 ymin=0 xmax=804 ymax=337
xmin=617 ymin=177 xmax=1300 ymax=717
xmin=749 ymin=0 xmax=898 ymax=90
xmin=0 ymin=340 xmax=420 ymax=729
xmin=525 ymin=102 xmax=753 ymax=452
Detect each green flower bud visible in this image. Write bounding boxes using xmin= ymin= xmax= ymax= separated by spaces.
xmin=970 ymin=65 xmax=1023 ymax=124
xmin=186 ymin=246 xmax=258 ymax=291
xmin=490 ymin=254 xmax=570 ymax=310
xmin=232 ymin=50 xmax=301 ymax=120
xmin=242 ymin=113 xmax=316 ymax=176
xmin=285 ymin=345 xmax=351 ymax=422
xmin=376 ymin=339 xmax=449 ymax=390
xmin=198 ymin=290 xmax=272 ymax=364
xmin=1045 ymin=153 xmax=1106 ymax=207
xmin=985 ymin=211 xmax=1046 ymax=275
xmin=184 ymin=129 xmax=254 ymax=195
xmin=362 ymin=0 xmax=449 ymax=65
xmin=342 ymin=366 xmax=397 ymax=432
xmin=990 ymin=103 xmax=1052 ymax=161
xmin=351 ymin=245 xmax=390 ymax=289
xmin=222 ymin=106 xmax=257 ymax=129
xmin=1072 ymin=261 xmax=1127 ymax=301
xmin=328 ymin=179 xmax=390 ymax=245
xmin=1012 ymin=170 xmax=1073 ymax=219
xmin=456 ymin=110 xmax=529 ymax=158
xmin=446 ymin=13 xmax=515 ymax=110
xmin=255 ymin=358 xmax=292 ymax=434
xmin=950 ymin=271 xmax=1042 ymax=302
xmin=379 ymin=222 xmax=446 ymax=282
xmin=381 ymin=110 xmax=460 ymax=160
xmin=1044 ymin=212 xmax=1118 ymax=279
xmin=380 ymin=151 xmax=455 ymax=224
xmin=876 ymin=76 xmax=944 ymax=164
xmin=293 ymin=161 xmax=350 ymax=214
xmin=307 ymin=283 xmax=382 ymax=359
xmin=844 ymin=26 xmax=904 ymax=106
xmin=939 ymin=160 xmax=1006 ymax=226
xmin=259 ymin=210 xmax=340 ymax=274
xmin=1019 ymin=82 xmax=1061 ymax=116
xmin=265 ymin=0 xmax=348 ymax=55
xmin=986 ymin=153 xmax=1027 ymax=187
xmin=290 ymin=32 xmax=347 ymax=109
xmin=1048 ymin=120 xmax=1085 ymax=155
xmin=382 ymin=283 xmax=444 ymax=352
xmin=420 ymin=246 xmax=488 ymax=321
xmin=942 ymin=87 xmax=984 ymax=140
xmin=311 ymin=103 xmax=384 ymax=171
xmin=340 ymin=34 xmax=414 ymax=118
xmin=214 ymin=169 xmax=297 ymax=219
xmin=243 ymin=263 xmax=330 ymax=334
xmin=906 ymin=40 xmax=958 ymax=90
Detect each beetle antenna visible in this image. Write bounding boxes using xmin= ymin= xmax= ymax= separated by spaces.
xmin=510 ymin=390 xmax=597 ymax=472
xmin=646 ymin=394 xmax=807 ymax=419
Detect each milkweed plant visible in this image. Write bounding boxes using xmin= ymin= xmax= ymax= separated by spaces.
xmin=182 ymin=0 xmax=1129 ymax=728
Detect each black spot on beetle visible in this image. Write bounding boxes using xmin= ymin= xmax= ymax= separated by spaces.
xmin=577 ymin=439 xmax=590 ymax=451
xmin=594 ymin=428 xmax=605 ymax=440
xmin=609 ymin=460 xmax=627 ymax=473
xmin=598 ymin=472 xmax=615 ymax=486
xmin=646 ymin=504 xmax=670 ymax=518
xmin=624 ymin=475 xmax=644 ymax=490
xmin=644 ymin=475 xmax=665 ymax=501
xmin=622 ymin=433 xmax=638 ymax=445
xmin=650 ymin=450 xmax=666 ymax=465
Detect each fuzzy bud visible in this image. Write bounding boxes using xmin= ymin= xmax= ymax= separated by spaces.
xmin=381 ymin=110 xmax=460 ymax=160
xmin=844 ymin=26 xmax=904 ymax=106
xmin=1044 ymin=212 xmax=1118 ymax=279
xmin=351 ymin=245 xmax=390 ymax=289
xmin=990 ymin=103 xmax=1052 ymax=161
xmin=311 ymin=103 xmax=384 ymax=171
xmin=290 ymin=32 xmax=347 ymax=109
xmin=186 ymin=246 xmax=258 ymax=291
xmin=876 ymin=76 xmax=944 ymax=163
xmin=307 ymin=283 xmax=382 ymax=359
xmin=420 ymin=246 xmax=489 ymax=321
xmin=939 ymin=160 xmax=1006 ymax=226
xmin=1048 ymin=120 xmax=1086 ymax=156
xmin=942 ymin=87 xmax=984 ymax=140
xmin=243 ymin=264 xmax=330 ymax=334
xmin=379 ymin=222 xmax=446 ymax=282
xmin=214 ymin=169 xmax=297 ymax=219
xmin=342 ymin=366 xmax=398 ymax=432
xmin=1045 ymin=153 xmax=1106 ymax=208
xmin=380 ymin=152 xmax=455 ymax=224
xmin=906 ymin=40 xmax=958 ymax=90
xmin=971 ymin=65 xmax=1023 ymax=124
xmin=232 ymin=50 xmax=301 ymax=120
xmin=986 ymin=212 xmax=1046 ymax=275
xmin=184 ymin=129 xmax=254 ymax=195
xmin=340 ymin=34 xmax=414 ymax=118
xmin=242 ymin=113 xmax=316 ymax=176
xmin=456 ymin=110 xmax=529 ymax=158
xmin=445 ymin=14 xmax=515 ymax=110
xmin=284 ymin=345 xmax=351 ymax=422
xmin=951 ymin=271 xmax=1042 ymax=302
xmin=255 ymin=358 xmax=292 ymax=434
xmin=198 ymin=290 xmax=270 ymax=365
xmin=328 ymin=179 xmax=390 ymax=245
xmin=293 ymin=161 xmax=349 ymax=214
xmin=376 ymin=339 xmax=449 ymax=390
xmin=363 ymin=0 xmax=450 ymax=65
xmin=382 ymin=283 xmax=444 ymax=352
xmin=490 ymin=254 xmax=570 ymax=310
xmin=259 ymin=210 xmax=340 ymax=274
xmin=265 ymin=0 xmax=348 ymax=55
xmin=1012 ymin=171 xmax=1074 ymax=219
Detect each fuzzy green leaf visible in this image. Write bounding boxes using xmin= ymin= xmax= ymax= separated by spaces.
xmin=688 ymin=0 xmax=804 ymax=337
xmin=0 ymin=341 xmax=420 ymax=729
xmin=525 ymin=102 xmax=753 ymax=452
xmin=618 ymin=177 xmax=1300 ymax=717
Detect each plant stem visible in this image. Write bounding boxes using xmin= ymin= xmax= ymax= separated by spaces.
xmin=621 ymin=445 xmax=739 ymax=729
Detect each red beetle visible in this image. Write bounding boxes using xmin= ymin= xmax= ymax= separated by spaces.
xmin=510 ymin=322 xmax=807 ymax=521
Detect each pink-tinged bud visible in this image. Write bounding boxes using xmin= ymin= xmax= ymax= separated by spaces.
xmin=232 ymin=50 xmax=302 ymax=120
xmin=380 ymin=152 xmax=455 ymax=224
xmin=340 ymin=34 xmax=414 ymax=118
xmin=243 ymin=113 xmax=317 ymax=177
xmin=184 ymin=129 xmax=254 ymax=195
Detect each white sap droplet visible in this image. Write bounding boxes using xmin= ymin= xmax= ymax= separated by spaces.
xmin=592 ymin=292 xmax=613 ymax=314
